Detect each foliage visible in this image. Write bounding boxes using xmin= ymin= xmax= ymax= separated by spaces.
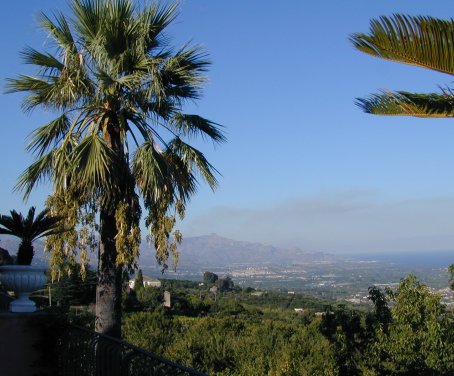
xmin=351 ymin=14 xmax=454 ymax=118
xmin=365 ymin=275 xmax=454 ymax=375
xmin=320 ymin=306 xmax=365 ymax=376
xmin=120 ymin=275 xmax=453 ymax=375
xmin=203 ymin=271 xmax=218 ymax=284
xmin=48 ymin=265 xmax=97 ymax=309
xmin=0 ymin=207 xmax=63 ymax=265
xmin=0 ymin=247 xmax=14 ymax=266
xmin=449 ymin=264 xmax=454 ymax=291
xmin=134 ymin=269 xmax=144 ymax=291
xmin=215 ymin=275 xmax=234 ymax=292
xmin=123 ymin=308 xmax=177 ymax=355
xmin=135 ymin=285 xmax=163 ymax=310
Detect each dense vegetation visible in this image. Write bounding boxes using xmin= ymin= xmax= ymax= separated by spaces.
xmin=122 ymin=275 xmax=454 ymax=375
xmin=50 ymin=272 xmax=452 ymax=375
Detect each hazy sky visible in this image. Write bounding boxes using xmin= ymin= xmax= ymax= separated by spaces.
xmin=2 ymin=1 xmax=454 ymax=253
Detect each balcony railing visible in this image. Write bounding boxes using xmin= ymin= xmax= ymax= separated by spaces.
xmin=58 ymin=324 xmax=208 ymax=376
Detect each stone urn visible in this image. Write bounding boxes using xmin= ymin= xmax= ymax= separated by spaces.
xmin=0 ymin=265 xmax=47 ymax=313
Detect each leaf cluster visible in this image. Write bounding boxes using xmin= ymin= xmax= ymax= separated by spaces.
xmin=352 ymin=14 xmax=454 ymax=118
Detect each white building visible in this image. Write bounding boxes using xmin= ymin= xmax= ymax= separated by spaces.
xmin=129 ymin=276 xmax=162 ymax=289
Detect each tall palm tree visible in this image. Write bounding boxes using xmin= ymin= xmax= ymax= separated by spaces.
xmin=0 ymin=207 xmax=62 ymax=265
xmin=351 ymin=14 xmax=454 ymax=116
xmin=7 ymin=0 xmax=225 ymax=336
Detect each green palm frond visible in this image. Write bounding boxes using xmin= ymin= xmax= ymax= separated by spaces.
xmin=6 ymin=75 xmax=62 ymax=111
xmin=170 ymin=113 xmax=226 ymax=143
xmin=21 ymin=47 xmax=64 ymax=74
xmin=16 ymin=152 xmax=55 ymax=199
xmin=133 ymin=141 xmax=171 ymax=202
xmin=37 ymin=11 xmax=77 ymax=53
xmin=164 ymin=150 xmax=198 ymax=201
xmin=142 ymin=2 xmax=178 ymax=52
xmin=71 ymin=0 xmax=104 ymax=43
xmin=168 ymin=137 xmax=219 ymax=189
xmin=71 ymin=134 xmax=119 ymax=193
xmin=26 ymin=114 xmax=70 ymax=157
xmin=356 ymin=91 xmax=454 ymax=117
xmin=351 ymin=14 xmax=454 ymax=75
xmin=162 ymin=45 xmax=210 ymax=93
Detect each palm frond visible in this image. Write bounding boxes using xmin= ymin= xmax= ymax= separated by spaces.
xmin=161 ymin=45 xmax=210 ymax=94
xmin=21 ymin=47 xmax=64 ymax=75
xmin=170 ymin=113 xmax=226 ymax=144
xmin=356 ymin=90 xmax=454 ymax=117
xmin=168 ymin=137 xmax=219 ymax=189
xmin=71 ymin=134 xmax=119 ymax=193
xmin=132 ymin=141 xmax=170 ymax=202
xmin=6 ymin=75 xmax=61 ymax=111
xmin=142 ymin=1 xmax=179 ymax=53
xmin=16 ymin=152 xmax=55 ymax=199
xmin=37 ymin=11 xmax=77 ymax=53
xmin=351 ymin=14 xmax=454 ymax=75
xmin=71 ymin=0 xmax=104 ymax=44
xmin=26 ymin=114 xmax=70 ymax=157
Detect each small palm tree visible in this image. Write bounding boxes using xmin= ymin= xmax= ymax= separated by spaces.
xmin=0 ymin=207 xmax=62 ymax=265
xmin=351 ymin=14 xmax=454 ymax=116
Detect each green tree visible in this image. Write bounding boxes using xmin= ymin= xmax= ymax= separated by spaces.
xmin=367 ymin=276 xmax=454 ymax=375
xmin=320 ymin=306 xmax=365 ymax=376
xmin=135 ymin=286 xmax=163 ymax=310
xmin=134 ymin=269 xmax=144 ymax=291
xmin=7 ymin=0 xmax=224 ymax=336
xmin=0 ymin=207 xmax=62 ymax=265
xmin=203 ymin=271 xmax=218 ymax=284
xmin=449 ymin=264 xmax=454 ymax=291
xmin=50 ymin=265 xmax=97 ymax=308
xmin=216 ymin=275 xmax=234 ymax=292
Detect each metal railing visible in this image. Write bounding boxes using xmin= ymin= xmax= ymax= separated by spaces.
xmin=58 ymin=324 xmax=208 ymax=376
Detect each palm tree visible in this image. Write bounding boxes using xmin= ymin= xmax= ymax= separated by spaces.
xmin=351 ymin=14 xmax=454 ymax=117
xmin=0 ymin=207 xmax=62 ymax=265
xmin=7 ymin=0 xmax=224 ymax=336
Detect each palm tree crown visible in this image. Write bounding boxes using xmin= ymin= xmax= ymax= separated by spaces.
xmin=0 ymin=207 xmax=62 ymax=265
xmin=7 ymin=0 xmax=224 ymax=267
xmin=351 ymin=14 xmax=454 ymax=117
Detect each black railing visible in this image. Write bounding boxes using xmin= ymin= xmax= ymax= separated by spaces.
xmin=58 ymin=324 xmax=208 ymax=376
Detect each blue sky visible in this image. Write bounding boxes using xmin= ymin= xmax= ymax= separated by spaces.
xmin=2 ymin=1 xmax=454 ymax=253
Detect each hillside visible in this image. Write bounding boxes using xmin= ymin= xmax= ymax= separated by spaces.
xmin=137 ymin=233 xmax=338 ymax=267
xmin=0 ymin=233 xmax=336 ymax=268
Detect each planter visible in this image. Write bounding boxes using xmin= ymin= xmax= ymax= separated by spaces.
xmin=0 ymin=265 xmax=47 ymax=313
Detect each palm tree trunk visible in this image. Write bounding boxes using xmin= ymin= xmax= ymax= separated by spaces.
xmin=95 ymin=117 xmax=125 ymax=337
xmin=17 ymin=241 xmax=34 ymax=265
xmin=95 ymin=208 xmax=122 ymax=337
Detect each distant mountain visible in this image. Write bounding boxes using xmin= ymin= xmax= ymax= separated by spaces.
xmin=0 ymin=233 xmax=338 ymax=269
xmin=0 ymin=237 xmax=48 ymax=266
xmin=138 ymin=233 xmax=338 ymax=268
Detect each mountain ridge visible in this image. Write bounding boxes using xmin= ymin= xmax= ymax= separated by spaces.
xmin=0 ymin=233 xmax=337 ymax=268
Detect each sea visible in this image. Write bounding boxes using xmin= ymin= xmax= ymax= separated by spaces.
xmin=343 ymin=250 xmax=453 ymax=268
